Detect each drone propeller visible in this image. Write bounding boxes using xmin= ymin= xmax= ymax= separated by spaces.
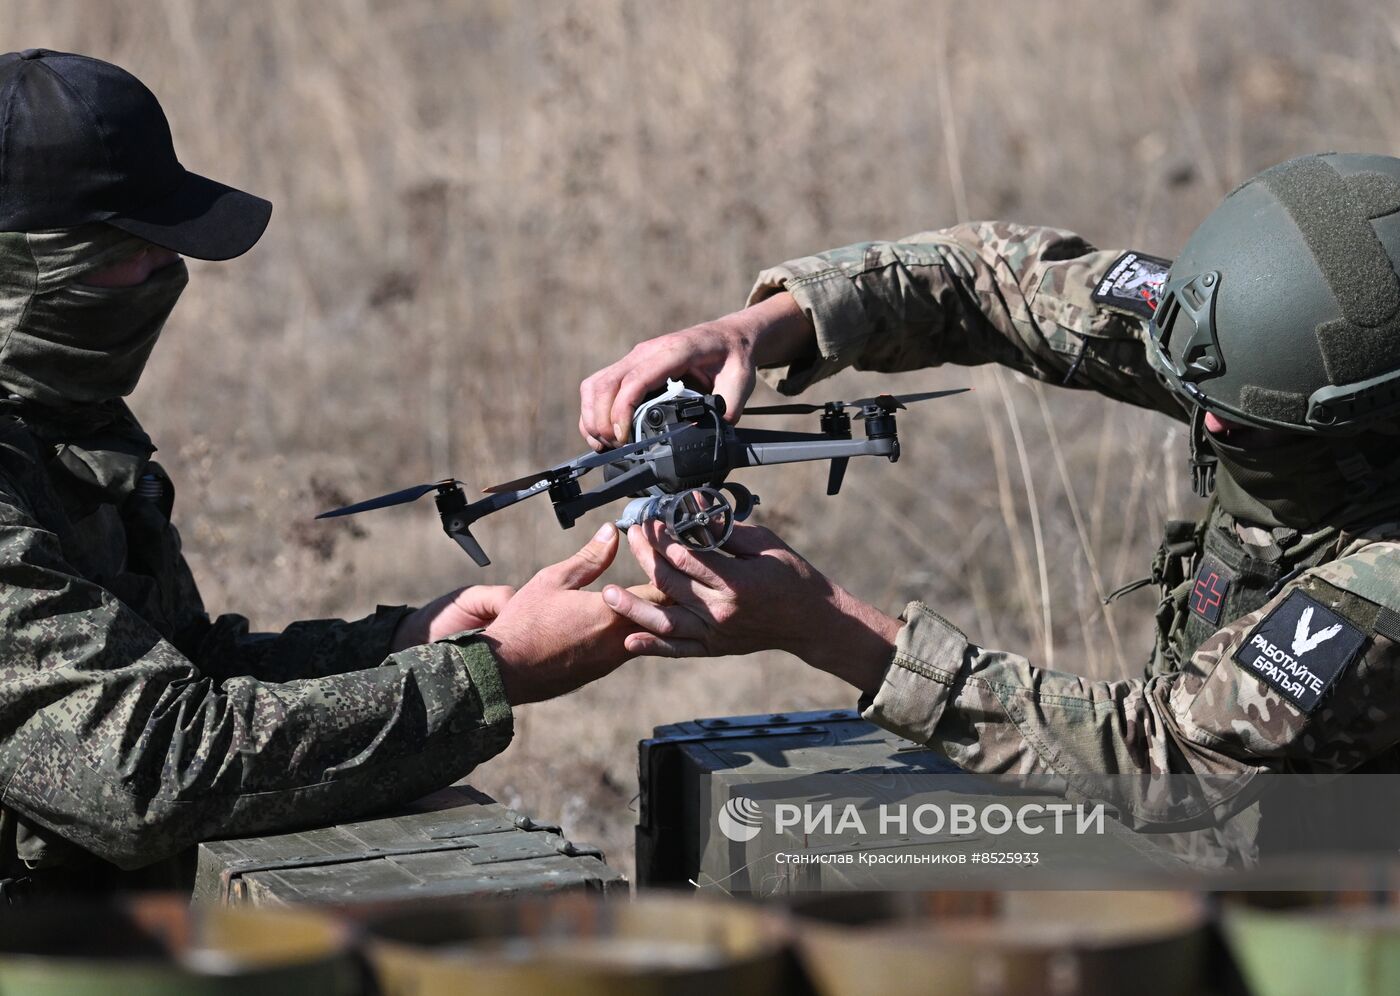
xmin=745 ymin=387 xmax=970 ymax=416
xmin=482 ymin=423 xmax=690 ymax=494
xmin=315 ymin=479 xmax=462 ymax=519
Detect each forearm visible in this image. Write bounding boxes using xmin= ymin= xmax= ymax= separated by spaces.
xmin=857 ymin=602 xmax=1271 ymax=829
xmin=747 ymin=222 xmax=1182 ymax=416
xmin=789 ymin=584 xmax=902 ymax=694
xmin=781 ymin=585 xmax=1179 ymax=780
xmin=189 ymin=603 xmax=414 ymax=682
xmin=745 ymin=290 xmax=817 ymax=369
xmin=0 ymin=509 xmax=514 ymax=867
xmin=1 ymin=636 xmax=513 ymax=868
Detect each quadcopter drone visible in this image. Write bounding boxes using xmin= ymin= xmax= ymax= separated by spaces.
xmin=316 ymin=380 xmax=968 ymax=565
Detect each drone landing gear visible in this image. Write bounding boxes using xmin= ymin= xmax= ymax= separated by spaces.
xmin=434 ymin=483 xmax=491 ymax=566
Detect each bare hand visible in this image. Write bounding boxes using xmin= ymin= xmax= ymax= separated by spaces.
xmin=482 ymin=523 xmax=665 ymax=705
xmin=578 ymin=291 xmax=813 ymax=449
xmin=391 ymin=584 xmax=516 ymax=652
xmin=602 ymin=520 xmax=901 ymax=694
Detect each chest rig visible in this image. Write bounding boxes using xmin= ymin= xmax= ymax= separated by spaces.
xmin=1145 ymin=499 xmax=1351 ymax=679
xmin=0 ymin=405 xmax=203 ymax=646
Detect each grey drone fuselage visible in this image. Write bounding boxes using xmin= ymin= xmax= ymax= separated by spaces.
xmin=315 ymin=379 xmax=961 ymax=564
xmin=603 ymin=379 xmax=900 ymax=551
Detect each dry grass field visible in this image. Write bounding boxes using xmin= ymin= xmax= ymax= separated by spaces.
xmin=9 ymin=0 xmax=1400 ymax=879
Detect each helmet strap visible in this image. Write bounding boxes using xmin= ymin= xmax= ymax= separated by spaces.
xmin=1189 ymin=405 xmax=1218 ymax=497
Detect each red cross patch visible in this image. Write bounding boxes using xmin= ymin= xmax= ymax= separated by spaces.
xmin=1190 ymin=561 xmax=1231 ymax=626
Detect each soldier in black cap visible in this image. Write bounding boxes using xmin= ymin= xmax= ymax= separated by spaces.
xmin=0 ymin=49 xmax=654 ymax=897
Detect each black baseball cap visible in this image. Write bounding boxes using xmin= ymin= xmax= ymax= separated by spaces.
xmin=0 ymin=48 xmax=271 ymax=260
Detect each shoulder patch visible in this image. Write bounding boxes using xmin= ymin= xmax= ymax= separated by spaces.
xmin=1232 ymin=590 xmax=1367 ymax=713
xmin=1091 ymin=251 xmax=1171 ymax=320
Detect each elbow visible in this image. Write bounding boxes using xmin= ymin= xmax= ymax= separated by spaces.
xmin=55 ymin=787 xmax=201 ymax=871
xmin=101 ymin=815 xmax=188 ymax=871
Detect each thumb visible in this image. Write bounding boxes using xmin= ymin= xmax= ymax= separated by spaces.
xmin=549 ymin=522 xmax=620 ymax=589
xmin=713 ymin=354 xmax=756 ymax=423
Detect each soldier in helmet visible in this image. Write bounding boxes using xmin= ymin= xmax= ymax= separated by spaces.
xmin=0 ymin=49 xmax=659 ymax=896
xmin=588 ymin=152 xmax=1400 ymax=860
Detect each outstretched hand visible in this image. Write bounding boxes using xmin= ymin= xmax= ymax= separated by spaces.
xmin=482 ymin=523 xmax=666 ymax=705
xmin=601 ymin=520 xmax=901 ymax=693
xmin=392 ymin=524 xmax=666 ymax=705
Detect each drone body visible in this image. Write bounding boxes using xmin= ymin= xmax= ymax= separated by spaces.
xmin=316 ymin=380 xmax=967 ymax=564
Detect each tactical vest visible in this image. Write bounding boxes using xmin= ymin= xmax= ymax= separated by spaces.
xmin=1146 ymin=498 xmax=1357 ymax=680
xmin=1142 ymin=495 xmax=1400 ymax=864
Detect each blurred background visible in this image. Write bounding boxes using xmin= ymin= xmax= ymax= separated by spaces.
xmin=9 ymin=0 xmax=1398 ymax=878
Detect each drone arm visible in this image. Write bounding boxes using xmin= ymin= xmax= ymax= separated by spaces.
xmin=436 ymin=482 xmax=567 ymax=568
xmin=737 ymin=435 xmax=896 ymax=467
xmin=730 ymin=427 xmax=837 ymax=444
xmin=554 ymin=463 xmax=661 ymax=527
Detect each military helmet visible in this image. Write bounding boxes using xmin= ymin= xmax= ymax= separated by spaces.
xmin=1147 ymin=152 xmax=1400 ymax=435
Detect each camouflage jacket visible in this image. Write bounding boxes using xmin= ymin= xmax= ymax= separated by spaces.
xmin=750 ymin=222 xmax=1400 ymax=843
xmin=0 ymin=404 xmax=512 ymax=876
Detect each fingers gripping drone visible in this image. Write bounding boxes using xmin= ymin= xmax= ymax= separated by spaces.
xmin=615 ymin=483 xmax=758 ymax=552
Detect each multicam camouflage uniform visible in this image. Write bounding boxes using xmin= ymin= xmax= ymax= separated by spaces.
xmin=0 ymin=398 xmax=513 ymax=890
xmin=750 ymin=223 xmax=1400 ymax=861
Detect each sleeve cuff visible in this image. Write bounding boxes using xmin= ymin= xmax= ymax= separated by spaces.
xmin=445 ymin=634 xmax=514 ymax=732
xmin=748 ymin=258 xmax=874 ymax=396
xmin=860 ymin=601 xmax=969 ymax=744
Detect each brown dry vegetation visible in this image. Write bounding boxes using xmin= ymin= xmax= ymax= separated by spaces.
xmin=9 ymin=0 xmax=1400 ymax=881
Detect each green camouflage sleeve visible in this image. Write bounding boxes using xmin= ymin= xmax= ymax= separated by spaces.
xmin=114 ymin=471 xmax=415 ymax=684
xmin=748 ymin=221 xmax=1184 ymax=418
xmin=0 ymin=488 xmax=514 ymax=869
xmin=861 ymin=542 xmax=1400 ymax=828
xmin=186 ymin=605 xmax=416 ymax=683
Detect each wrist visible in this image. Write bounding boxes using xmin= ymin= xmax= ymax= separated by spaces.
xmin=745 ymin=291 xmax=814 ymax=368
xmin=480 ymin=628 xmax=548 ymax=707
xmin=791 ymin=586 xmax=901 ymax=694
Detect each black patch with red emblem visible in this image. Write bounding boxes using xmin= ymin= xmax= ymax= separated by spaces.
xmin=1092 ymin=251 xmax=1171 ymax=320
xmin=1189 ymin=558 xmax=1231 ymax=626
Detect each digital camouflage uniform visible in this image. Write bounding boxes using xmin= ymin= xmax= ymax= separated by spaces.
xmin=0 ymin=52 xmax=516 ymax=897
xmin=750 ymin=222 xmax=1400 ymax=858
xmin=0 ymin=402 xmax=513 ymax=887
xmin=0 ymin=227 xmax=515 ymax=893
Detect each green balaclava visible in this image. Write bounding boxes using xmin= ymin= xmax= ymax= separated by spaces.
xmin=1206 ymin=431 xmax=1355 ymax=528
xmin=1203 ymin=418 xmax=1400 ymax=529
xmin=0 ymin=223 xmax=188 ymax=501
xmin=0 ymin=223 xmax=188 ymax=412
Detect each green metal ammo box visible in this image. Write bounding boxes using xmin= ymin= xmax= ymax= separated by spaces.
xmin=636 ymin=709 xmax=1189 ymax=894
xmin=194 ymin=784 xmax=625 ymax=906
